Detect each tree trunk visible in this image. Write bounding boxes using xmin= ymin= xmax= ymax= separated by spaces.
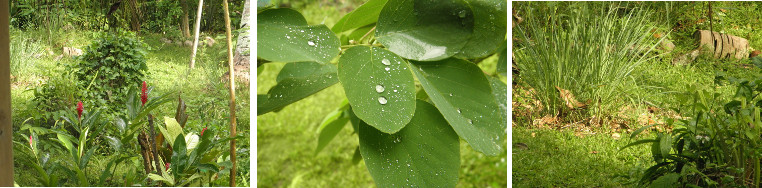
xmin=222 ymin=0 xmax=237 ymax=186
xmin=180 ymin=0 xmax=191 ymax=38
xmin=189 ymin=0 xmax=204 ymax=69
xmin=0 ymin=0 xmax=13 ymax=185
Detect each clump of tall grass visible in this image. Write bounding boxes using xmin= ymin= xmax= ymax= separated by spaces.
xmin=10 ymin=30 xmax=44 ymax=77
xmin=513 ymin=2 xmax=664 ymax=118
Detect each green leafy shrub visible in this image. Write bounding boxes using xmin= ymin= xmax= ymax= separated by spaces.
xmin=625 ymin=75 xmax=762 ymax=186
xmin=513 ymin=2 xmax=663 ymax=117
xmin=73 ymin=30 xmax=149 ymax=112
xmin=27 ymin=71 xmax=81 ymax=127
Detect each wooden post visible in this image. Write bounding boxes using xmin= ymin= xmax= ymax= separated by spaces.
xmin=222 ymin=0 xmax=237 ymax=186
xmin=189 ymin=0 xmax=204 ymax=69
xmin=0 ymin=0 xmax=14 ymax=185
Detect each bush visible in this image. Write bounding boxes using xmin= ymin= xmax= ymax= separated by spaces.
xmin=513 ymin=2 xmax=663 ymax=117
xmin=27 ymin=70 xmax=81 ymax=127
xmin=626 ymin=74 xmax=762 ymax=187
xmin=73 ymin=30 xmax=149 ymax=112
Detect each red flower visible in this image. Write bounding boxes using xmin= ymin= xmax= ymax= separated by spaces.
xmin=141 ymin=81 xmax=148 ymax=106
xmin=28 ymin=135 xmax=33 ymax=147
xmin=76 ymin=101 xmax=83 ymax=120
xmin=201 ymin=127 xmax=207 ymax=136
xmin=165 ymin=162 xmax=170 ymax=170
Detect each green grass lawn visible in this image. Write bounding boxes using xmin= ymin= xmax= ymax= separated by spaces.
xmin=10 ymin=27 xmax=251 ymax=186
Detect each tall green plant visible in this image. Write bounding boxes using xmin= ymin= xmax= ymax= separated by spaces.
xmin=514 ymin=2 xmax=664 ymax=116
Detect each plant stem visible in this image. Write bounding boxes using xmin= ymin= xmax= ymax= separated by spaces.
xmin=358 ymin=26 xmax=376 ymax=44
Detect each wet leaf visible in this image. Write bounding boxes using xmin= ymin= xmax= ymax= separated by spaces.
xmin=411 ymin=58 xmax=504 ymax=156
xmin=338 ymin=46 xmax=416 ymax=133
xmin=376 ymin=0 xmax=507 ymax=61
xmin=258 ymin=62 xmax=339 ymax=115
xmin=359 ymin=100 xmax=459 ymax=188
xmin=257 ymin=8 xmax=340 ymax=64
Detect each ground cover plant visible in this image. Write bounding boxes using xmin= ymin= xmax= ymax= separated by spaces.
xmin=513 ymin=1 xmax=762 ymax=187
xmin=257 ymin=0 xmax=507 ymax=187
xmin=9 ymin=0 xmax=250 ymax=186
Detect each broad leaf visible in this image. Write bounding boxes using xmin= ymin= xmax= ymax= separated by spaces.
xmin=488 ymin=76 xmax=507 ymax=129
xmin=359 ymin=100 xmax=459 ymax=188
xmin=315 ymin=110 xmax=350 ymax=154
xmin=338 ymin=46 xmax=416 ymax=133
xmin=258 ymin=62 xmax=339 ymax=115
xmin=376 ymin=0 xmax=507 ymax=61
xmin=331 ymin=0 xmax=388 ymax=33
xmin=496 ymin=41 xmax=507 ymax=76
xmin=411 ymin=58 xmax=504 ymax=156
xmin=257 ymin=8 xmax=340 ymax=64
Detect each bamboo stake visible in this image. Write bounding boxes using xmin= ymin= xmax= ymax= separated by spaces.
xmin=189 ymin=0 xmax=204 ymax=69
xmin=222 ymin=0 xmax=237 ymax=186
xmin=0 ymin=0 xmax=13 ymax=185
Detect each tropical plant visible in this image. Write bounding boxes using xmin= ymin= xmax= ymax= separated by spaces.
xmin=148 ymin=124 xmax=240 ymax=186
xmin=257 ymin=0 xmax=507 ymax=186
xmin=624 ymin=73 xmax=762 ymax=187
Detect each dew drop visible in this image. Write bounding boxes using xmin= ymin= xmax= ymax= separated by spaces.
xmin=300 ymin=30 xmax=304 ymax=32
xmin=457 ymin=108 xmax=461 ymax=113
xmin=467 ymin=119 xmax=473 ymax=124
xmin=449 ymin=93 xmax=453 ymax=97
xmin=378 ymin=96 xmax=388 ymax=104
xmin=307 ymin=41 xmax=316 ymax=46
xmin=376 ymin=85 xmax=385 ymax=93
xmin=458 ymin=10 xmax=467 ymax=18
xmin=286 ymin=35 xmax=291 ymax=39
xmin=385 ymin=67 xmax=391 ymax=71
xmin=393 ymin=89 xmax=398 ymax=92
xmin=382 ymin=58 xmax=391 ymax=65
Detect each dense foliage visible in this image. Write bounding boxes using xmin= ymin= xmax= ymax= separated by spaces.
xmin=73 ymin=30 xmax=148 ymax=112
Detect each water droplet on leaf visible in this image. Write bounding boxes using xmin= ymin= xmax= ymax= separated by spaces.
xmin=458 ymin=10 xmax=467 ymax=18
xmin=307 ymin=41 xmax=316 ymax=46
xmin=376 ymin=85 xmax=385 ymax=93
xmin=385 ymin=67 xmax=391 ymax=71
xmin=382 ymin=58 xmax=391 ymax=65
xmin=378 ymin=96 xmax=387 ymax=104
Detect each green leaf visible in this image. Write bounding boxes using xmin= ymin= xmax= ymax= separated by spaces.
xmin=258 ymin=62 xmax=339 ymax=115
xmin=162 ymin=117 xmax=185 ymax=145
xmin=376 ymin=0 xmax=507 ymax=61
xmin=338 ymin=46 xmax=416 ymax=133
xmin=331 ymin=0 xmax=388 ymax=33
xmin=351 ymin=147 xmax=362 ymax=165
xmin=171 ymin=134 xmax=188 ymax=176
xmin=257 ymin=8 xmax=340 ymax=64
xmin=651 ymin=173 xmax=680 ymax=188
xmin=488 ymin=76 xmax=507 ymax=132
xmin=315 ymin=114 xmax=349 ymax=154
xmin=359 ymin=100 xmax=459 ymax=188
xmin=659 ymin=134 xmax=672 ymax=159
xmin=185 ymin=134 xmax=200 ymax=152
xmin=496 ymin=41 xmax=507 ymax=76
xmin=411 ymin=58 xmax=504 ymax=156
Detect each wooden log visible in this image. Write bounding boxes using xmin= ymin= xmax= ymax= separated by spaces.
xmin=693 ymin=30 xmax=749 ymax=59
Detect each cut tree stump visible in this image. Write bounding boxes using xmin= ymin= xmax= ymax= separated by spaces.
xmin=673 ymin=30 xmax=751 ymax=65
xmin=693 ymin=30 xmax=750 ymax=59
